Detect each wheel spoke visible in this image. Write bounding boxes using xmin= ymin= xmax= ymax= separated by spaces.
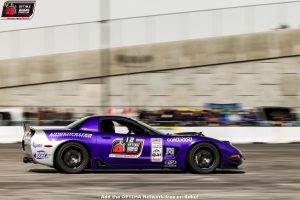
xmin=193 ymin=149 xmax=214 ymax=169
xmin=63 ymin=147 xmax=83 ymax=169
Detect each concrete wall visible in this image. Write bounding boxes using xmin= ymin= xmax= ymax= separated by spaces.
xmin=3 ymin=126 xmax=300 ymax=144
xmin=3 ymin=1 xmax=300 ymax=60
xmin=1 ymin=28 xmax=300 ymax=87
xmin=1 ymin=29 xmax=300 ymax=112
xmin=1 ymin=55 xmax=300 ymax=111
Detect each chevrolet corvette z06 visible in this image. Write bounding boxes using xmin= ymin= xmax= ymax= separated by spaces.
xmin=22 ymin=115 xmax=244 ymax=173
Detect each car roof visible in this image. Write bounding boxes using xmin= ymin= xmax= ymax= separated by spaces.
xmin=87 ymin=115 xmax=134 ymax=120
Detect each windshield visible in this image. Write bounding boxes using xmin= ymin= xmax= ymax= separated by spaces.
xmin=136 ymin=119 xmax=165 ymax=135
xmin=66 ymin=116 xmax=89 ymax=129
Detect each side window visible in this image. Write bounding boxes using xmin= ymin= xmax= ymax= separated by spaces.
xmin=113 ymin=121 xmax=130 ymax=134
xmin=115 ymin=119 xmax=145 ymax=136
xmin=99 ymin=119 xmax=116 ymax=134
xmin=79 ymin=117 xmax=99 ymax=132
xmin=99 ymin=119 xmax=146 ymax=135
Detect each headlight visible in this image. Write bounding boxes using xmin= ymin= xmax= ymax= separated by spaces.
xmin=230 ymin=154 xmax=240 ymax=159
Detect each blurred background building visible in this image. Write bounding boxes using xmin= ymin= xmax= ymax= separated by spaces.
xmin=1 ymin=0 xmax=300 ymax=125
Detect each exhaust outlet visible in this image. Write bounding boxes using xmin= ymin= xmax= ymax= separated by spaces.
xmin=23 ymin=157 xmax=33 ymax=163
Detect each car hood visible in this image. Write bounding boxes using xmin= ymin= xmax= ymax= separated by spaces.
xmin=174 ymin=131 xmax=204 ymax=136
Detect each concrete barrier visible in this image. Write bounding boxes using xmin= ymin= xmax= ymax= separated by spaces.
xmin=160 ymin=127 xmax=300 ymax=144
xmin=0 ymin=126 xmax=23 ymax=143
xmin=1 ymin=126 xmax=300 ymax=144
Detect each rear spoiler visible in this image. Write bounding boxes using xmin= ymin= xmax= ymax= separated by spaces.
xmin=23 ymin=123 xmax=35 ymax=137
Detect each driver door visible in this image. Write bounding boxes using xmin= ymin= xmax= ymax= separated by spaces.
xmin=97 ymin=118 xmax=162 ymax=169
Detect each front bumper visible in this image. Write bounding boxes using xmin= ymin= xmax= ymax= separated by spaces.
xmin=222 ymin=153 xmax=245 ymax=169
xmin=226 ymin=156 xmax=243 ymax=165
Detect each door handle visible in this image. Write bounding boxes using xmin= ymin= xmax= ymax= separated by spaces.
xmin=102 ymin=136 xmax=111 ymax=139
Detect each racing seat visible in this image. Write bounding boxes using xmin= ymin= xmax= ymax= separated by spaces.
xmin=100 ymin=120 xmax=115 ymax=133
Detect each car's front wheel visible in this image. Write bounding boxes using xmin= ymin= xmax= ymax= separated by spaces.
xmin=55 ymin=142 xmax=89 ymax=174
xmin=187 ymin=143 xmax=220 ymax=174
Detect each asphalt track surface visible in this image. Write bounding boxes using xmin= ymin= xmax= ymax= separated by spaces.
xmin=0 ymin=143 xmax=300 ymax=200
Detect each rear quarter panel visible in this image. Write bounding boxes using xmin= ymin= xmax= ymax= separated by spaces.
xmin=32 ymin=129 xmax=98 ymax=167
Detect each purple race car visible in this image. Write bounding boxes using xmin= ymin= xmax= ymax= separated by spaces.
xmin=22 ymin=115 xmax=244 ymax=173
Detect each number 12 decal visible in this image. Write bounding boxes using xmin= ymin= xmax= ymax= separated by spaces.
xmin=109 ymin=137 xmax=144 ymax=158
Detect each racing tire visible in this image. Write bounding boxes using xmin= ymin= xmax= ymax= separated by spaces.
xmin=53 ymin=165 xmax=61 ymax=171
xmin=55 ymin=142 xmax=89 ymax=174
xmin=187 ymin=143 xmax=220 ymax=174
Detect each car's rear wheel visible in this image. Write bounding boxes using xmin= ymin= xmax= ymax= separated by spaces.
xmin=55 ymin=142 xmax=89 ymax=174
xmin=187 ymin=143 xmax=220 ymax=174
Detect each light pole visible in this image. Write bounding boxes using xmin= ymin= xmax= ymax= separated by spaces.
xmin=99 ymin=0 xmax=111 ymax=114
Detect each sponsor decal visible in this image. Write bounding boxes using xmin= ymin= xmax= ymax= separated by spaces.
xmin=1 ymin=1 xmax=35 ymax=20
xmin=164 ymin=160 xmax=177 ymax=167
xmin=49 ymin=132 xmax=93 ymax=139
xmin=165 ymin=147 xmax=175 ymax=157
xmin=34 ymin=150 xmax=47 ymax=159
xmin=32 ymin=142 xmax=42 ymax=148
xmin=151 ymin=138 xmax=163 ymax=162
xmin=167 ymin=137 xmax=192 ymax=142
xmin=80 ymin=127 xmax=98 ymax=132
xmin=109 ymin=137 xmax=144 ymax=158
